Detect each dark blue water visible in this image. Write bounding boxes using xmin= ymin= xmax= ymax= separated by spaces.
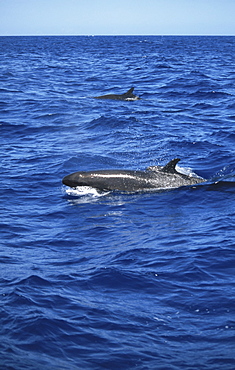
xmin=1 ymin=36 xmax=235 ymax=369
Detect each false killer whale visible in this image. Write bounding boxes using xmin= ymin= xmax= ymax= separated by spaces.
xmin=94 ymin=87 xmax=140 ymax=101
xmin=62 ymin=158 xmax=206 ymax=193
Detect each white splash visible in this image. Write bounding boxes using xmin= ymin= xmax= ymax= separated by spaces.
xmin=65 ymin=186 xmax=109 ymax=198
xmin=176 ymin=164 xmax=203 ymax=179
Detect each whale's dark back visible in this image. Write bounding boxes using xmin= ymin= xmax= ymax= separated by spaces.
xmin=62 ymin=159 xmax=205 ymax=192
xmin=94 ymin=87 xmax=140 ymax=100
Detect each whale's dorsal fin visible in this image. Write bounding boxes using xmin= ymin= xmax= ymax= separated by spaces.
xmin=147 ymin=158 xmax=181 ymax=173
xmin=123 ymin=87 xmax=135 ymax=98
xmin=162 ymin=158 xmax=180 ymax=173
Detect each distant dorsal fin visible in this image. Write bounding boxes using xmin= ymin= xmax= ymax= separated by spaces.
xmin=123 ymin=87 xmax=134 ymax=97
xmin=162 ymin=158 xmax=180 ymax=173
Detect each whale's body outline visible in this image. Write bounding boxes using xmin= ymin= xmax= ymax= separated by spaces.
xmin=93 ymin=87 xmax=140 ymax=101
xmin=62 ymin=159 xmax=206 ymax=193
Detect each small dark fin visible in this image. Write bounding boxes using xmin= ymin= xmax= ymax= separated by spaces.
xmin=123 ymin=87 xmax=134 ymax=97
xmin=162 ymin=158 xmax=180 ymax=173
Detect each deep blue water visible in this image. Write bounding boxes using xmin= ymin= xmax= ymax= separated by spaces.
xmin=1 ymin=35 xmax=235 ymax=369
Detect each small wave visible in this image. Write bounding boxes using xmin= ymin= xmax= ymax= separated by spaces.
xmin=0 ymin=87 xmax=23 ymax=93
xmin=190 ymin=90 xmax=232 ymax=98
xmin=205 ymin=180 xmax=235 ymax=192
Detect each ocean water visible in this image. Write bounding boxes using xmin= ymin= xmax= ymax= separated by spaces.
xmin=0 ymin=35 xmax=235 ymax=369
